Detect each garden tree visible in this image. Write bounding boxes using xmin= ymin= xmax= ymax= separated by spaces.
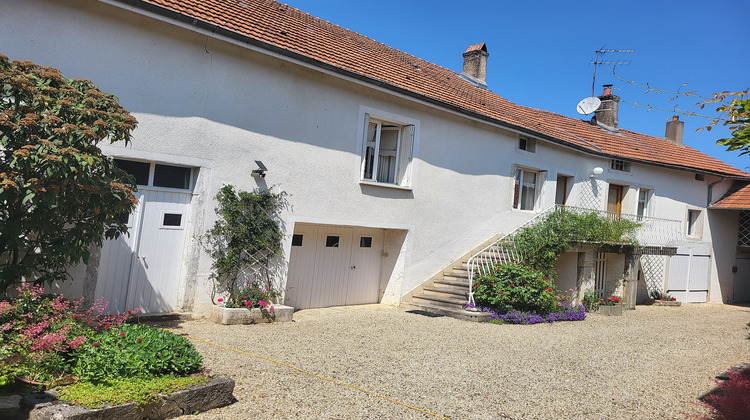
xmin=0 ymin=55 xmax=138 ymax=291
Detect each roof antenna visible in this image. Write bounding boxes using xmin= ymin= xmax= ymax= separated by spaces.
xmin=590 ymin=47 xmax=634 ymax=97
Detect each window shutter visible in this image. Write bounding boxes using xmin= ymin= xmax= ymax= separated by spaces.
xmin=397 ymin=125 xmax=415 ymax=186
xmin=361 ymin=113 xmax=371 ymax=168
xmin=534 ymin=171 xmax=546 ymax=210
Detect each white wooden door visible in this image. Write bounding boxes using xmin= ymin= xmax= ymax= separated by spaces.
xmin=667 ymin=247 xmax=710 ymax=302
xmin=734 ymin=258 xmax=750 ymax=302
xmin=285 ymin=225 xmax=383 ymax=309
xmin=346 ymin=228 xmax=383 ymax=305
xmin=95 ymin=189 xmax=191 ymax=313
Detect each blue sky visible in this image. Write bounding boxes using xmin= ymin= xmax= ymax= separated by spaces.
xmin=282 ymin=0 xmax=750 ymax=170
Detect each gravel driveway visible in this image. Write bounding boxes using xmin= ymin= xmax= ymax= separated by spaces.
xmin=164 ymin=303 xmax=749 ymax=419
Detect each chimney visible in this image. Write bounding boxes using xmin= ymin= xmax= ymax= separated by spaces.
xmin=593 ymin=84 xmax=620 ymax=133
xmin=665 ymin=115 xmax=684 ymax=145
xmin=461 ymin=43 xmax=489 ymax=88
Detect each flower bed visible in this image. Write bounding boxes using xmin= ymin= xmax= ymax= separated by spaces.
xmin=210 ymin=304 xmax=293 ymax=325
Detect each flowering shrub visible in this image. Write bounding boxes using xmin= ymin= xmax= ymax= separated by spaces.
xmin=70 ymin=324 xmax=203 ymax=383
xmin=0 ymin=284 xmax=132 ymax=383
xmin=650 ymin=290 xmax=677 ymax=301
xmin=473 ymin=261 xmax=559 ymax=315
xmin=218 ymin=281 xmax=278 ymax=310
xmin=582 ymin=291 xmax=600 ymax=312
xmin=599 ymin=295 xmax=621 ymax=306
xmin=701 ymin=368 xmax=750 ymax=419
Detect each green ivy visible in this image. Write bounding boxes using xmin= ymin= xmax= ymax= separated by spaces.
xmin=511 ymin=209 xmax=640 ymax=277
xmin=202 ymin=185 xmax=287 ymax=306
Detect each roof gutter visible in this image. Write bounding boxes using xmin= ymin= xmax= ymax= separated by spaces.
xmin=111 ymin=0 xmax=748 ymax=180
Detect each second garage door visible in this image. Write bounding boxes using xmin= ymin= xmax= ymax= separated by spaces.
xmin=285 ymin=224 xmax=384 ymax=309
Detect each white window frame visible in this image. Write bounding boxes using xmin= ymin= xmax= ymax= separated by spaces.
xmin=637 ymin=188 xmax=652 ymax=218
xmin=686 ymin=209 xmax=703 ymax=238
xmin=513 ymin=166 xmax=545 ymax=211
xmin=610 ymin=159 xmax=631 ymax=172
xmin=357 ymin=107 xmax=419 ymax=189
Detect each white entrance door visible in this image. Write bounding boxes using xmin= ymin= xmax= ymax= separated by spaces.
xmin=95 ymin=189 xmax=192 ymax=313
xmin=285 ymin=225 xmax=383 ymax=309
xmin=667 ymin=247 xmax=710 ymax=302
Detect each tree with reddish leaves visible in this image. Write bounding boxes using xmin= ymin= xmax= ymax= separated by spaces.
xmin=0 ymin=55 xmax=137 ymax=291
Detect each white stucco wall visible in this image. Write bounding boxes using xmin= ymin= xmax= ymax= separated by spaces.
xmin=1 ymin=0 xmax=741 ymax=311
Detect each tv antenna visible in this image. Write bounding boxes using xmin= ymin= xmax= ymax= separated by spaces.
xmin=590 ymin=47 xmax=634 ymax=96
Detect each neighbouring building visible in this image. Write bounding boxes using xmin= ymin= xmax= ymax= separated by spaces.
xmin=2 ymin=0 xmax=749 ymax=316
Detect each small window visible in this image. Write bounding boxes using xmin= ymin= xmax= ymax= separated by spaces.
xmin=513 ymin=168 xmax=544 ymax=211
xmin=695 ymin=174 xmax=705 ymax=181
xmin=687 ymin=210 xmax=701 ymax=237
xmin=637 ymin=189 xmax=651 ymax=217
xmin=325 ymin=236 xmax=340 ymax=247
xmin=117 ymin=212 xmax=130 ymax=225
xmin=555 ymin=175 xmax=572 ymax=205
xmin=114 ymin=159 xmax=150 ymax=185
xmin=359 ymin=237 xmax=372 ymax=248
xmin=162 ymin=213 xmax=182 ymax=227
xmin=360 ymin=113 xmax=416 ymax=187
xmin=292 ymin=234 xmax=303 ymax=247
xmin=610 ymin=159 xmax=631 ymax=172
xmin=519 ymin=137 xmax=536 ymax=153
xmin=153 ymin=164 xmax=191 ymax=189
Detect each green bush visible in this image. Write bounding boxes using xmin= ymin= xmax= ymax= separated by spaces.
xmin=473 ymin=261 xmax=558 ymax=315
xmin=70 ymin=324 xmax=202 ymax=383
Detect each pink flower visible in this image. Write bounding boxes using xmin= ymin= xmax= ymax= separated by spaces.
xmin=569 ymin=289 xmax=574 ymax=293
xmin=270 ymin=306 xmax=274 ymax=311
xmin=557 ymin=302 xmax=562 ymax=306
xmin=245 ymin=301 xmax=251 ymax=307
xmin=258 ymin=300 xmax=267 ymax=307
xmin=217 ymin=298 xmax=223 ymax=302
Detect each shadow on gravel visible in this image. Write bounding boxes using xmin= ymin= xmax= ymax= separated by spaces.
xmin=405 ymin=310 xmax=445 ymax=318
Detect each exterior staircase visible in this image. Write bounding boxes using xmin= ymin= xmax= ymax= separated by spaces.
xmin=400 ymin=240 xmax=498 ymax=322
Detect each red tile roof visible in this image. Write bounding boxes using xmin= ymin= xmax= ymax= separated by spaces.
xmin=130 ymin=0 xmax=748 ymax=178
xmin=712 ymin=182 xmax=750 ymax=209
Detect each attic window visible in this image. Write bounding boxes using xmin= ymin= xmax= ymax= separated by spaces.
xmin=610 ymin=159 xmax=630 ymax=172
xmin=695 ymin=174 xmax=706 ymax=181
xmin=519 ymin=137 xmax=536 ymax=153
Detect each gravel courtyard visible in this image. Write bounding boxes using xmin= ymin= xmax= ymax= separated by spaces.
xmin=169 ymin=304 xmax=750 ymax=419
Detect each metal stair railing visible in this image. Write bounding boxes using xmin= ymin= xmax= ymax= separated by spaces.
xmin=466 ymin=205 xmax=684 ymax=306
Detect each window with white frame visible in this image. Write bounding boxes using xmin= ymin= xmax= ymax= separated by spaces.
xmin=610 ymin=159 xmax=631 ymax=172
xmin=637 ymin=188 xmax=651 ymax=217
xmin=360 ymin=113 xmax=415 ymax=187
xmin=687 ymin=209 xmax=702 ymax=237
xmin=513 ymin=167 xmax=544 ymax=210
xmin=518 ymin=137 xmax=536 ymax=153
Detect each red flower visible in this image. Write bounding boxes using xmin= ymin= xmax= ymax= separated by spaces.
xmin=490 ymin=283 xmax=494 ymax=286
xmin=500 ymin=291 xmax=504 ymax=295
xmin=136 ymin=338 xmax=143 ymax=343
xmin=242 ymin=295 xmax=247 ymax=299
xmin=510 ymin=284 xmax=514 ymax=287
xmin=245 ymin=301 xmax=251 ymax=307
xmin=119 ymin=332 xmax=126 ymax=338
xmin=92 ymin=342 xmax=100 ymax=347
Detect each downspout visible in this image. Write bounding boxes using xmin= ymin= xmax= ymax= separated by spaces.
xmin=707 ymin=177 xmax=725 ymax=206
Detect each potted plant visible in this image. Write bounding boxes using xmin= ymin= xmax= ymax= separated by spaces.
xmin=648 ymin=290 xmax=681 ymax=307
xmin=598 ymin=294 xmax=624 ymax=316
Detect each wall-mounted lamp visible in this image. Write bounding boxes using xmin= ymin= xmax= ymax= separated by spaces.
xmin=251 ymin=160 xmax=268 ymax=178
xmin=590 ymin=167 xmax=604 ymax=178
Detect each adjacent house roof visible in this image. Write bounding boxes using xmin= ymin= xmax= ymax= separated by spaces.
xmin=122 ymin=0 xmax=748 ymax=178
xmin=711 ymin=182 xmax=750 ymax=209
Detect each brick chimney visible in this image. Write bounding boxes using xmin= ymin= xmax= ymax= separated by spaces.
xmin=593 ymin=84 xmax=620 ymax=133
xmin=665 ymin=115 xmax=684 ymax=145
xmin=461 ymin=43 xmax=488 ymax=88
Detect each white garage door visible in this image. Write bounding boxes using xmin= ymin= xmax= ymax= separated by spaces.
xmin=667 ymin=247 xmax=710 ymax=302
xmin=285 ymin=224 xmax=383 ymax=309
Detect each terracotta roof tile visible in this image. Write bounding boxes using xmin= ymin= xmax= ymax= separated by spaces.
xmin=134 ymin=0 xmax=749 ymax=178
xmin=712 ymin=182 xmax=750 ymax=209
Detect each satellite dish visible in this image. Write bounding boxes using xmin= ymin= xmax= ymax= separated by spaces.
xmin=576 ymin=97 xmax=602 ymax=115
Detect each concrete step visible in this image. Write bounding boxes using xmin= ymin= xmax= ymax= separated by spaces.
xmin=401 ymin=301 xmax=491 ymax=322
xmin=434 ymin=278 xmax=470 ymax=288
xmin=412 ymin=293 xmax=467 ymax=308
xmin=445 ymin=267 xmax=469 ymax=276
xmin=423 ymin=285 xmax=468 ymax=299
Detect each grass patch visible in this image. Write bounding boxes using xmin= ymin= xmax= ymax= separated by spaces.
xmin=56 ymin=375 xmax=208 ymax=409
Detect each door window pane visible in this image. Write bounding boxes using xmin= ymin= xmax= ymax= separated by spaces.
xmin=325 ymin=236 xmax=340 ymax=247
xmin=360 ymin=237 xmax=372 ymax=248
xmin=153 ymin=164 xmax=191 ymax=189
xmin=114 ymin=159 xmax=150 ymax=185
xmin=292 ymin=234 xmax=303 ymax=247
xmin=162 ymin=213 xmax=182 ymax=227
